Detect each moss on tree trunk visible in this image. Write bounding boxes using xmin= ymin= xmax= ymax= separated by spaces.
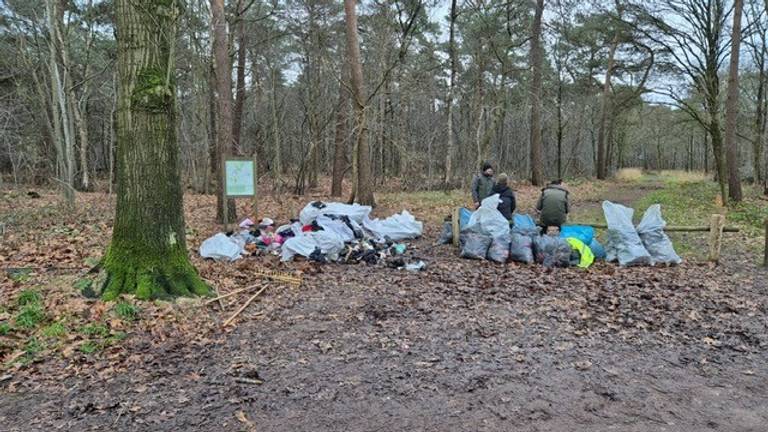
xmin=104 ymin=0 xmax=209 ymax=300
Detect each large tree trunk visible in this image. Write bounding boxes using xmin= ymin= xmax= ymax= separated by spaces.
xmin=211 ymin=0 xmax=237 ymax=222
xmin=529 ymin=0 xmax=545 ymax=186
xmin=443 ymin=0 xmax=458 ymax=188
xmin=754 ymin=61 xmax=765 ymax=184
xmin=596 ymin=34 xmax=619 ymax=180
xmin=331 ymin=63 xmax=349 ymax=197
xmin=102 ymin=0 xmax=209 ymax=301
xmin=232 ymin=1 xmax=248 ymax=151
xmin=724 ymin=0 xmax=743 ymax=202
xmin=344 ymin=0 xmax=375 ymax=206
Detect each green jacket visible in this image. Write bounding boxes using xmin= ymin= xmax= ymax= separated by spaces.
xmin=471 ymin=174 xmax=495 ymax=204
xmin=536 ymin=185 xmax=569 ymax=227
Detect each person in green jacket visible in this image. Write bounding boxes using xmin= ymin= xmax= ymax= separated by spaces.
xmin=471 ymin=162 xmax=495 ymax=209
xmin=536 ymin=179 xmax=569 ymax=229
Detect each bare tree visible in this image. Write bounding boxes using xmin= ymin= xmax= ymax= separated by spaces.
xmin=444 ymin=0 xmax=458 ymax=188
xmin=724 ymin=0 xmax=744 ymax=201
xmin=529 ymin=0 xmax=545 ymax=185
xmin=344 ymin=0 xmax=375 ymax=205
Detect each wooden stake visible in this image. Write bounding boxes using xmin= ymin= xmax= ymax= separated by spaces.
xmin=763 ymin=218 xmax=768 ymax=268
xmin=451 ymin=207 xmax=460 ymax=248
xmin=708 ymin=214 xmax=726 ymax=263
xmin=223 ymin=284 xmax=269 ymax=327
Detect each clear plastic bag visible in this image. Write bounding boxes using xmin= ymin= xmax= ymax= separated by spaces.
xmin=299 ymin=201 xmax=372 ymax=225
xmin=438 ymin=222 xmax=453 ymax=245
xmin=459 ymin=232 xmax=492 ymax=260
xmin=636 ymin=204 xmax=682 ymax=265
xmin=602 ymin=201 xmax=651 ymax=266
xmin=509 ymin=233 xmax=534 ymax=264
xmin=200 ymin=233 xmax=244 ymax=262
xmin=463 ymin=194 xmax=510 ymax=238
xmin=487 ymin=234 xmax=511 ymax=263
xmin=363 ymin=210 xmax=423 ymax=241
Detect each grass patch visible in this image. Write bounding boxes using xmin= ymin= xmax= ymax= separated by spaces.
xmin=0 ymin=322 xmax=10 ymax=336
xmin=79 ymin=323 xmax=110 ymax=338
xmin=113 ymin=302 xmax=139 ymax=321
xmin=25 ymin=336 xmax=43 ymax=355
xmin=17 ymin=289 xmax=41 ymax=307
xmin=615 ymin=168 xmax=643 ymax=182
xmin=15 ymin=304 xmax=45 ymax=329
xmin=7 ymin=268 xmax=33 ymax=283
xmin=79 ymin=341 xmax=98 ymax=354
xmin=41 ymin=322 xmax=68 ymax=338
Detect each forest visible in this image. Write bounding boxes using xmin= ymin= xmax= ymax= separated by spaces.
xmin=2 ymin=0 xmax=768 ymax=206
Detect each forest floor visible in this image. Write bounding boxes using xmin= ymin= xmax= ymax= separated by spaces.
xmin=1 ymin=172 xmax=768 ymax=431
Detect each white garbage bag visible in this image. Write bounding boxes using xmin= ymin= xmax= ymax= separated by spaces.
xmin=299 ymin=201 xmax=372 ymax=225
xmin=462 ymin=194 xmax=510 ymax=238
xmin=602 ymin=201 xmax=651 ymax=266
xmin=280 ymin=231 xmax=346 ymax=262
xmin=199 ymin=233 xmax=244 ymax=262
xmin=637 ymin=204 xmax=682 ymax=265
xmin=362 ymin=210 xmax=423 ymax=241
xmin=317 ymin=215 xmax=356 ymax=242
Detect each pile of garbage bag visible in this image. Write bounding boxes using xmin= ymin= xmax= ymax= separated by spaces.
xmin=199 ymin=200 xmax=425 ymax=268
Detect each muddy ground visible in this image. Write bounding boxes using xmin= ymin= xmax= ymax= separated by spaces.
xmin=2 ymin=182 xmax=768 ymax=431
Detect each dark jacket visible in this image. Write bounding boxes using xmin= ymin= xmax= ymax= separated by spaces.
xmin=536 ymin=184 xmax=569 ymax=227
xmin=471 ymin=174 xmax=495 ymax=205
xmin=492 ymin=184 xmax=516 ymax=221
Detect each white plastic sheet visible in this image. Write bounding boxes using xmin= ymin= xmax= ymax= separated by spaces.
xmin=362 ymin=210 xmax=423 ymax=241
xmin=317 ymin=215 xmax=356 ymax=242
xmin=602 ymin=201 xmax=651 ymax=266
xmin=637 ymin=204 xmax=682 ymax=265
xmin=299 ymin=202 xmax=372 ymax=225
xmin=463 ymin=194 xmax=510 ymax=238
xmin=199 ymin=233 xmax=244 ymax=262
xmin=280 ymin=230 xmax=346 ymax=262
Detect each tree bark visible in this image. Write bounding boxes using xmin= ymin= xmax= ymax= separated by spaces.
xmin=103 ymin=0 xmax=209 ymax=300
xmin=754 ymin=56 xmax=765 ymax=184
xmin=331 ymin=63 xmax=349 ymax=197
xmin=724 ymin=0 xmax=744 ymax=202
xmin=444 ymin=0 xmax=458 ymax=188
xmin=232 ymin=0 xmax=248 ymax=151
xmin=344 ymin=0 xmax=375 ymax=206
xmin=529 ymin=0 xmax=545 ymax=186
xmin=211 ymin=0 xmax=237 ymax=222
xmin=597 ymin=33 xmax=619 ymax=180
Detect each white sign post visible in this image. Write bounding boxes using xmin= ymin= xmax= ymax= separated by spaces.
xmin=222 ymin=157 xmax=258 ymax=231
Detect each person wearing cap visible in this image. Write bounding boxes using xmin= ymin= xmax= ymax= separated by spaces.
xmin=471 ymin=162 xmax=495 ymax=209
xmin=491 ymin=173 xmax=516 ymax=221
xmin=536 ymin=179 xmax=569 ymax=229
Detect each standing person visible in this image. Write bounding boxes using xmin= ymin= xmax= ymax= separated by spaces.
xmin=471 ymin=162 xmax=495 ymax=209
xmin=536 ymin=179 xmax=569 ymax=229
xmin=492 ymin=173 xmax=516 ymax=221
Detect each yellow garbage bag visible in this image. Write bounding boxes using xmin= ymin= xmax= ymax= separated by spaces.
xmin=565 ymin=237 xmax=595 ymax=269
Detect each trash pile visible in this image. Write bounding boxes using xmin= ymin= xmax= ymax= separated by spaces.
xmin=200 ymin=201 xmax=426 ymax=270
xmin=447 ymin=195 xmax=680 ymax=268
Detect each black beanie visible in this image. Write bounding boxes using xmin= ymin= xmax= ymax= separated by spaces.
xmin=481 ymin=162 xmax=493 ymax=172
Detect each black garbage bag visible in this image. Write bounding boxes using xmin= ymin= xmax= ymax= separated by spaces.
xmin=509 ymin=233 xmax=534 ymax=264
xmin=488 ymin=234 xmax=511 ymax=263
xmin=438 ymin=222 xmax=453 ymax=245
xmin=533 ymin=235 xmax=571 ymax=268
xmin=459 ymin=232 xmax=492 ymax=260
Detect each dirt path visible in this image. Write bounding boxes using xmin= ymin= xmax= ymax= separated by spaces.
xmin=2 ymin=184 xmax=767 ymax=431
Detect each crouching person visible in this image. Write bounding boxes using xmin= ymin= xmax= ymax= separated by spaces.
xmin=536 ymin=179 xmax=569 ymax=232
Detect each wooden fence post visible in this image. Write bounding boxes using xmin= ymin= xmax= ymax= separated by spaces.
xmin=708 ymin=214 xmax=725 ymax=263
xmin=451 ymin=207 xmax=460 ymax=248
xmin=763 ymin=218 xmax=768 ymax=268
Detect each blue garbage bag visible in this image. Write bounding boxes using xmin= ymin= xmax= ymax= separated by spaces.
xmin=589 ymin=238 xmax=607 ymax=260
xmin=513 ymin=214 xmax=536 ymax=229
xmin=459 ymin=208 xmax=472 ymax=229
xmin=560 ymin=225 xmax=595 ymax=245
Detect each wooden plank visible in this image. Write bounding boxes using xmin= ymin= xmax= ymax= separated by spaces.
xmin=451 ymin=207 xmax=460 ymax=248
xmin=708 ymin=214 xmax=726 ymax=263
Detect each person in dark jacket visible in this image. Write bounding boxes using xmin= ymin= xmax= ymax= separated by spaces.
xmin=491 ymin=173 xmax=516 ymax=221
xmin=536 ymin=179 xmax=569 ymax=228
xmin=471 ymin=162 xmax=495 ymax=209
